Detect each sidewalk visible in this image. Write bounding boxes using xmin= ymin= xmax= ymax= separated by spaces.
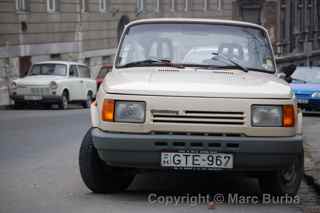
xmin=0 ymin=78 xmax=10 ymax=107
xmin=303 ymin=115 xmax=320 ymax=191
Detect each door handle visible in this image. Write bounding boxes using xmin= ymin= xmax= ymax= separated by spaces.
xmin=80 ymin=80 xmax=84 ymax=83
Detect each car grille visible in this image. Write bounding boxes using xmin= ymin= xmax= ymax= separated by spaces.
xmin=151 ymin=110 xmax=245 ymax=125
xmin=30 ymin=87 xmax=50 ymax=95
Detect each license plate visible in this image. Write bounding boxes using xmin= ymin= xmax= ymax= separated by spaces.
xmin=161 ymin=152 xmax=233 ymax=169
xmin=297 ymin=99 xmax=308 ymax=104
xmin=24 ymin=95 xmax=42 ymax=100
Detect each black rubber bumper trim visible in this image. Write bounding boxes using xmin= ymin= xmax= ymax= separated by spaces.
xmin=91 ymin=128 xmax=303 ymax=171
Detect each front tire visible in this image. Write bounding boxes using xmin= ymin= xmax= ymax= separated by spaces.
xmin=259 ymin=153 xmax=303 ymax=196
xmin=79 ymin=129 xmax=135 ymax=193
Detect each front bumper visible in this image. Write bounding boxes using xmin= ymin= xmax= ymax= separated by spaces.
xmin=92 ymin=128 xmax=303 ymax=172
xmin=11 ymin=94 xmax=61 ymax=104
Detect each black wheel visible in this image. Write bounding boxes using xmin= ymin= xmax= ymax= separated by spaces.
xmin=259 ymin=153 xmax=303 ymax=196
xmin=82 ymin=93 xmax=92 ymax=109
xmin=79 ymin=129 xmax=135 ymax=193
xmin=59 ymin=91 xmax=69 ymax=110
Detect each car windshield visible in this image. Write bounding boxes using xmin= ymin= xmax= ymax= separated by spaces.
xmin=29 ymin=64 xmax=67 ymax=76
xmin=116 ymin=23 xmax=275 ymax=72
xmin=291 ymin=67 xmax=320 ymax=84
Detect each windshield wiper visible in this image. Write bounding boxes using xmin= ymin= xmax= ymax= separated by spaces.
xmin=247 ymin=68 xmax=274 ymax=74
xmin=211 ymin=52 xmax=248 ymax=72
xmin=118 ymin=58 xmax=184 ymax=68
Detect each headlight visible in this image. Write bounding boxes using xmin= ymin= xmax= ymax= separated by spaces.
xmin=312 ymin=92 xmax=320 ymax=98
xmin=101 ymin=99 xmax=146 ymax=123
xmin=252 ymin=105 xmax=295 ymax=127
xmin=115 ymin=101 xmax=145 ymax=123
xmin=49 ymin=81 xmax=58 ymax=90
xmin=252 ymin=105 xmax=282 ymax=127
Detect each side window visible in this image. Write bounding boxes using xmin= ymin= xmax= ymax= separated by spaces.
xmin=69 ymin=65 xmax=79 ymax=77
xmin=78 ymin=66 xmax=91 ymax=78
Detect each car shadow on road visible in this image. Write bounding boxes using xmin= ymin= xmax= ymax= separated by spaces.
xmin=85 ymin=173 xmax=261 ymax=205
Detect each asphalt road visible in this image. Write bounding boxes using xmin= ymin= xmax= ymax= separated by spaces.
xmin=0 ymin=108 xmax=320 ymax=213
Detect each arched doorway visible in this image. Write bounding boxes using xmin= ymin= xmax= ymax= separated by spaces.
xmin=117 ymin=15 xmax=130 ymax=43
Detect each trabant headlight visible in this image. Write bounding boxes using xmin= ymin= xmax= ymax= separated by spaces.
xmin=251 ymin=105 xmax=295 ymax=127
xmin=101 ymin=99 xmax=145 ymax=123
xmin=312 ymin=92 xmax=320 ymax=98
xmin=49 ymin=81 xmax=58 ymax=90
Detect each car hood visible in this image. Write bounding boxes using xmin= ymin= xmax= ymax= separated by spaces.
xmin=15 ymin=75 xmax=65 ymax=86
xmin=290 ymin=83 xmax=320 ymax=94
xmin=103 ymin=67 xmax=292 ymax=99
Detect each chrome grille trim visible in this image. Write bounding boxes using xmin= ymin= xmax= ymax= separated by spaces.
xmin=151 ymin=110 xmax=245 ymax=125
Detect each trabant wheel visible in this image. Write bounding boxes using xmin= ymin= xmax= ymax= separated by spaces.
xmin=79 ymin=128 xmax=135 ymax=193
xmin=59 ymin=91 xmax=69 ymax=110
xmin=82 ymin=93 xmax=92 ymax=109
xmin=259 ymin=153 xmax=303 ymax=196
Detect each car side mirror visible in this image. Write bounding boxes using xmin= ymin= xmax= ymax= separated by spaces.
xmin=278 ymin=64 xmax=296 ymax=83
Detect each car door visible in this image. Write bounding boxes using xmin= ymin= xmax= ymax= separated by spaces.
xmin=78 ymin=65 xmax=96 ymax=99
xmin=69 ymin=65 xmax=83 ymax=100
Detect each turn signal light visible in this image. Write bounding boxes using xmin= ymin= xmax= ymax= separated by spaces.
xmin=101 ymin=99 xmax=114 ymax=122
xmin=283 ymin=105 xmax=295 ymax=127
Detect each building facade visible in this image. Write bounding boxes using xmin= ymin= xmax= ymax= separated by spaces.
xmin=234 ymin=0 xmax=320 ymax=68
xmin=0 ymin=0 xmax=235 ymax=81
xmin=0 ymin=0 xmax=319 ymax=106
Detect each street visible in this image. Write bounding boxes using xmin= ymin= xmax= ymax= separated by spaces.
xmin=0 ymin=108 xmax=319 ymax=213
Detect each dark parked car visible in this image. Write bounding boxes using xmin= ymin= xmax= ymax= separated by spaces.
xmin=96 ymin=64 xmax=112 ymax=89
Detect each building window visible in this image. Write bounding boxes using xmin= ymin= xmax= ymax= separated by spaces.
xmin=136 ymin=0 xmax=144 ymax=13
xmin=102 ymin=55 xmax=112 ymax=64
xmin=99 ymin=0 xmax=110 ymax=12
xmin=50 ymin=54 xmax=61 ymax=60
xmin=171 ymin=0 xmax=175 ymax=12
xmin=280 ymin=0 xmax=286 ymax=42
xmin=203 ymin=0 xmax=208 ymax=11
xmin=16 ymin=0 xmax=30 ymax=11
xmin=47 ymin=0 xmax=60 ymax=12
xmin=217 ymin=0 xmax=222 ymax=10
xmin=80 ymin=0 xmax=88 ymax=12
xmin=297 ymin=0 xmax=304 ymax=33
xmin=84 ymin=58 xmax=90 ymax=66
xmin=155 ymin=0 xmax=160 ymax=12
xmin=184 ymin=0 xmax=189 ymax=12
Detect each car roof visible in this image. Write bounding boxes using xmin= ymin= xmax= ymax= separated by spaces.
xmin=34 ymin=61 xmax=87 ymax=66
xmin=127 ymin=18 xmax=267 ymax=32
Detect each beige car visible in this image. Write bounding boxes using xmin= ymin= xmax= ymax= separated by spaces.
xmin=79 ymin=18 xmax=303 ymax=195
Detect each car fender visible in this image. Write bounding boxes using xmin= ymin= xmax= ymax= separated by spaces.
xmin=296 ymin=109 xmax=303 ymax=135
xmin=90 ymin=102 xmax=99 ymax=127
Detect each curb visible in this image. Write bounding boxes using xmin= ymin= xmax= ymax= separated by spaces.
xmin=303 ymin=142 xmax=320 ymax=194
xmin=304 ymin=173 xmax=320 ymax=194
